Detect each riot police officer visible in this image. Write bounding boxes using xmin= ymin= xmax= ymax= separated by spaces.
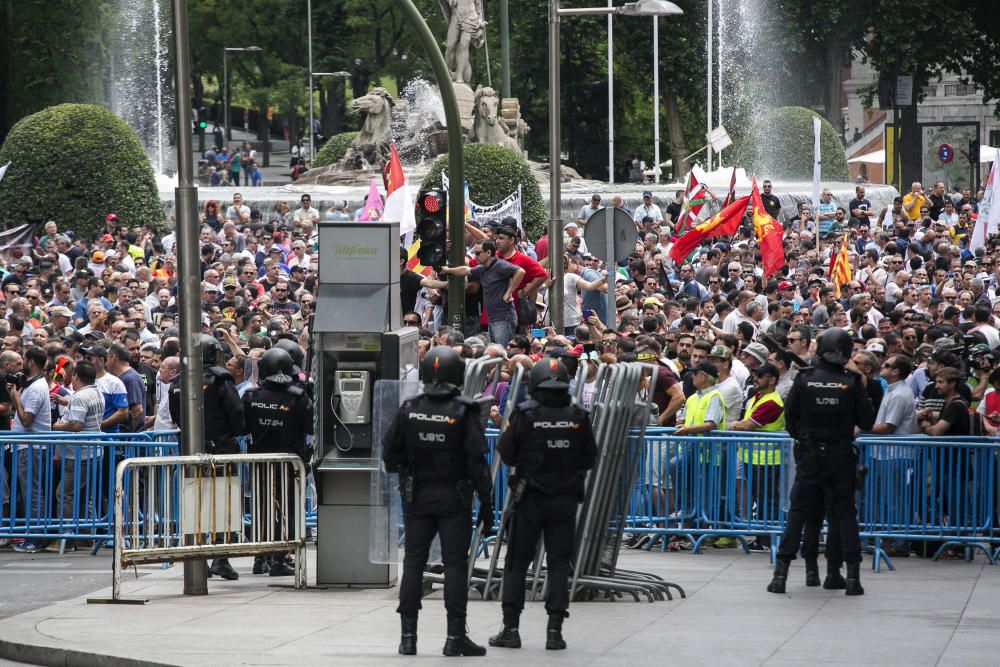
xmin=382 ymin=346 xmax=492 ymax=657
xmin=490 ymin=358 xmax=597 ymax=651
xmin=242 ymin=348 xmax=313 ymax=577
xmin=169 ymin=334 xmax=246 ymax=581
xmin=768 ymin=328 xmax=874 ymax=596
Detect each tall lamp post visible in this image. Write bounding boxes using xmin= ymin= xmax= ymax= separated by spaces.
xmin=223 ymin=45 xmax=261 ymax=142
xmin=309 ymin=71 xmax=352 ymax=159
xmin=549 ymin=0 xmax=682 ymax=330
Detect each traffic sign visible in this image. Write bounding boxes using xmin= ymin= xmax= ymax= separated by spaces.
xmin=583 ymin=206 xmax=637 ymax=263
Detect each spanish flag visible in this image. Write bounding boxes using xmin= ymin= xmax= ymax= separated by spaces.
xmin=750 ymin=178 xmax=785 ymax=277
xmin=669 ymin=194 xmax=751 ymax=265
xmin=829 ymin=234 xmax=852 ymax=297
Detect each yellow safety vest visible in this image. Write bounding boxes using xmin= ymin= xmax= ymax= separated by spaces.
xmin=739 ymin=390 xmax=785 ymax=465
xmin=684 ymin=388 xmax=725 ymax=464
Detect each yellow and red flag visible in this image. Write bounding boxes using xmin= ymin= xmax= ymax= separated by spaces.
xmin=669 ymin=195 xmax=750 ymax=265
xmin=828 ymin=234 xmax=852 ymax=297
xmin=750 ymin=178 xmax=785 ymax=277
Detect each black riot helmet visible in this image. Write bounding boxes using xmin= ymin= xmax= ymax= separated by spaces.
xmin=258 ymin=348 xmax=295 ymax=386
xmin=274 ymin=338 xmax=305 ymax=374
xmin=529 ymin=356 xmax=571 ymax=393
xmin=816 ymin=327 xmax=853 ymax=366
xmin=201 ymin=333 xmax=225 ymax=366
xmin=420 ymin=346 xmax=464 ymax=394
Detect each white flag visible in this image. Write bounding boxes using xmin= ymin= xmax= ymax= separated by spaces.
xmin=811 ymin=117 xmax=822 ymax=211
xmin=971 ymin=160 xmax=997 ymax=252
xmin=0 ymin=161 xmax=10 ymax=183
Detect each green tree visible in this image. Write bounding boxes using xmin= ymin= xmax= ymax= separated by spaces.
xmin=0 ymin=104 xmax=163 ymax=235
xmin=422 ymin=144 xmax=546 ymax=240
xmin=735 ymin=106 xmax=848 ymax=181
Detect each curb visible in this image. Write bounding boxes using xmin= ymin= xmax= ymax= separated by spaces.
xmin=0 ymin=638 xmax=175 ymax=667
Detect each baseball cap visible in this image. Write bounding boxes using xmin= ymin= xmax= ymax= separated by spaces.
xmin=201 ymin=282 xmax=220 ymax=293
xmin=866 ymin=342 xmax=886 ymax=354
xmin=642 ymin=297 xmax=661 ymax=308
xmin=80 ymin=344 xmax=108 ymax=358
xmin=642 ymin=191 xmax=653 ymax=198
xmin=75 ymin=269 xmax=92 ymax=279
xmin=742 ymin=342 xmax=769 ymax=365
xmin=693 ymin=361 xmax=720 ymax=378
xmin=91 ymin=251 xmax=105 ymax=263
xmin=778 ymin=281 xmax=793 ymax=290
xmin=105 ymin=213 xmax=118 ymax=222
xmin=101 ymin=233 xmax=114 ymax=243
xmin=565 ymin=221 xmax=579 ymax=230
xmin=222 ymin=277 xmax=239 ymax=288
xmin=50 ymin=306 xmax=74 ymax=318
xmin=708 ymin=345 xmax=733 ymax=361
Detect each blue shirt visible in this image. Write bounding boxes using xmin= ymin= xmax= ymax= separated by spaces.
xmin=580 ymin=267 xmax=608 ymax=326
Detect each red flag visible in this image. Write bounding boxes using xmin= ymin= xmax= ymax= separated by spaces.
xmin=750 ymin=178 xmax=785 ymax=277
xmin=675 ymin=171 xmax=711 ymax=236
xmin=669 ymin=195 xmax=751 ymax=265
xmin=828 ymin=235 xmax=852 ymax=297
xmin=721 ymin=168 xmax=738 ymax=207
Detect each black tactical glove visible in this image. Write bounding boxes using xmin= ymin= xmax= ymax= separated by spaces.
xmin=478 ymin=502 xmax=495 ymax=537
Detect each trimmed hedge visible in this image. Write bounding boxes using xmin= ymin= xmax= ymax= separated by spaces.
xmin=421 ymin=144 xmax=546 ymax=240
xmin=0 ymin=104 xmax=163 ymax=238
xmin=313 ymin=131 xmax=359 ymax=168
xmin=735 ymin=106 xmax=849 ymax=182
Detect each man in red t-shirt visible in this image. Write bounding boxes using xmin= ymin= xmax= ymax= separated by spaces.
xmin=494 ymin=222 xmax=547 ymax=331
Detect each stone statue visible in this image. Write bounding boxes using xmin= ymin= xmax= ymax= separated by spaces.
xmin=440 ymin=0 xmax=485 ymax=85
xmin=468 ymin=86 xmax=519 ymax=152
xmin=341 ymin=87 xmax=394 ymax=169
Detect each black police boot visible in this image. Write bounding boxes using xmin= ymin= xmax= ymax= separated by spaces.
xmin=443 ymin=617 xmax=486 ymax=657
xmin=845 ymin=563 xmax=865 ymax=596
xmin=766 ymin=559 xmax=789 ymax=594
xmin=823 ymin=563 xmax=847 ymax=590
xmin=209 ymin=558 xmax=239 ymax=580
xmin=545 ymin=613 xmax=566 ymax=650
xmin=805 ymin=559 xmax=821 ymax=587
xmin=268 ymin=556 xmax=295 ymax=577
xmin=252 ymin=556 xmax=270 ymax=575
xmin=489 ymin=610 xmax=521 ymax=648
xmin=399 ymin=615 xmax=418 ymax=655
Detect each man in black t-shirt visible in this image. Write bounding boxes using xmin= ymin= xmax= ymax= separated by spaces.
xmin=848 ymin=185 xmax=873 ymax=226
xmin=665 ymin=190 xmax=684 ymax=225
xmin=399 ymin=247 xmax=425 ymax=316
xmin=919 ymin=367 xmax=970 ymax=436
xmin=761 ymin=180 xmax=781 ymax=222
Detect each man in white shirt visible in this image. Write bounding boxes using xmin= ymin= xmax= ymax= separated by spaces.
xmin=225 ymin=192 xmax=251 ymax=222
xmin=10 ymin=347 xmax=52 ymax=552
xmin=152 ymin=356 xmax=180 ymax=430
xmin=633 ymin=191 xmax=663 ymax=224
xmin=293 ymin=194 xmax=321 ymax=227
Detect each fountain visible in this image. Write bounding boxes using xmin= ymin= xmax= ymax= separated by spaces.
xmin=109 ymin=0 xmax=175 ymax=177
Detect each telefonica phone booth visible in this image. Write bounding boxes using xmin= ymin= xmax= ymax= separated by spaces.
xmin=314 ymin=221 xmax=418 ymax=586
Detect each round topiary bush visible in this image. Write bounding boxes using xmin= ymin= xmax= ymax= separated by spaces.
xmin=0 ymin=103 xmax=163 ymax=238
xmin=734 ymin=106 xmax=849 ymax=182
xmin=422 ymin=143 xmax=546 ymax=240
xmin=314 ymin=131 xmax=359 ymax=168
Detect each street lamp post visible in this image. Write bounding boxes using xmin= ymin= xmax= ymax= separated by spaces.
xmin=310 ymin=71 xmax=352 ymax=159
xmin=549 ymin=0 xmax=682 ymax=330
xmin=223 ymin=46 xmax=261 ymax=143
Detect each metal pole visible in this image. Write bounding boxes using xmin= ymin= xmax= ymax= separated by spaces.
xmin=653 ymin=16 xmax=660 ymax=184
xmin=396 ymin=0 xmax=466 ymax=329
xmin=307 ymin=0 xmax=314 ymax=162
xmin=171 ymin=0 xmax=208 ymax=596
xmin=607 ymin=0 xmax=614 ymax=184
xmin=706 ymin=0 xmax=712 ymax=172
xmin=223 ymin=48 xmax=229 ymax=142
xmin=717 ymin=0 xmax=722 ymax=132
xmin=500 ymin=0 xmax=511 ymax=98
xmin=549 ymin=0 xmax=564 ymax=330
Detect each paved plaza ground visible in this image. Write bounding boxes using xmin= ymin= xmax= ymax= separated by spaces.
xmin=0 ymin=546 xmax=996 ymax=666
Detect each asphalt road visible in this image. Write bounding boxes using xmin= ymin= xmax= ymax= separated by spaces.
xmin=0 ymin=547 xmax=129 ymax=620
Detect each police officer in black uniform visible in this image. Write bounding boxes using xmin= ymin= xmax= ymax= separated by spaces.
xmin=490 ymin=358 xmax=597 ymax=651
xmin=768 ymin=328 xmax=874 ymax=596
xmin=242 ymin=348 xmax=313 ymax=576
xmin=169 ymin=334 xmax=246 ymax=581
xmin=382 ymin=346 xmax=492 ymax=657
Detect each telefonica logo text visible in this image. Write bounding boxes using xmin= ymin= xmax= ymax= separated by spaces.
xmin=332 ymin=244 xmax=378 ymax=258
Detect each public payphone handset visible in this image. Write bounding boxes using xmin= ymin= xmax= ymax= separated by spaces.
xmin=331 ymin=369 xmax=371 ymax=451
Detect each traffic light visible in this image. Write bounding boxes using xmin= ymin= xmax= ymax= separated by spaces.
xmin=199 ymin=121 xmax=207 ymax=129
xmin=416 ymin=189 xmax=447 ymax=267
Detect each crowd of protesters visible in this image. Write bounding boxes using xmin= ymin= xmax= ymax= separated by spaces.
xmin=404 ymin=180 xmax=1000 ymax=555
xmin=2 ymin=175 xmax=998 ymax=558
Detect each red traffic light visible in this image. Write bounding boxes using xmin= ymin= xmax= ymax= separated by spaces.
xmin=421 ymin=191 xmax=444 ymax=214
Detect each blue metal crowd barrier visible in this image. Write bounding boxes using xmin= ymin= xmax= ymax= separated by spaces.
xmin=622 ymin=430 xmax=1000 ymax=572
xmin=0 ymin=431 xmax=179 ymax=544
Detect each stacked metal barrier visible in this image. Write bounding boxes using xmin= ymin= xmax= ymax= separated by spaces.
xmin=463 ymin=362 xmax=682 ymax=604
xmin=113 ymin=453 xmax=308 ymax=599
